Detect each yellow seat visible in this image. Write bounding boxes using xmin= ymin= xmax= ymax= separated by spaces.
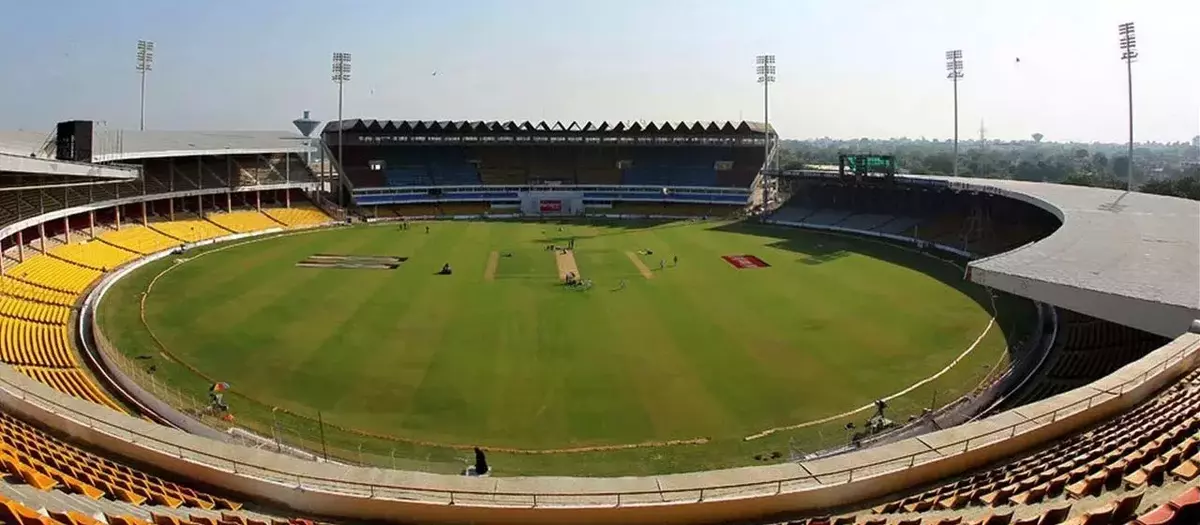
xmin=205 ymin=210 xmax=281 ymax=233
xmin=261 ymin=206 xmax=331 ymax=228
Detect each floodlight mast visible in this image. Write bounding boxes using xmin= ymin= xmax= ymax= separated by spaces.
xmin=332 ymin=52 xmax=352 ymax=209
xmin=946 ymin=50 xmax=964 ymax=177
xmin=136 ymin=40 xmax=155 ymax=131
xmin=756 ymin=55 xmax=776 ymax=171
xmin=1119 ymin=22 xmax=1137 ymax=192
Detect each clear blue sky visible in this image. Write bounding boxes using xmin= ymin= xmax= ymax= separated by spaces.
xmin=0 ymin=0 xmax=1195 ymax=142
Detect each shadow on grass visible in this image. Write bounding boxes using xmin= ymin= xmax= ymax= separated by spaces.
xmin=486 ymin=217 xmax=705 ymax=244
xmin=707 ymin=220 xmax=1035 ymax=362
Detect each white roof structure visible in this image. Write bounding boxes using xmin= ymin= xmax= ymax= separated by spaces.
xmin=89 ymin=130 xmax=313 ymax=162
xmin=0 ymin=131 xmax=49 ymax=157
xmin=0 ymin=129 xmax=312 ymax=163
xmin=946 ymin=177 xmax=1200 ymax=338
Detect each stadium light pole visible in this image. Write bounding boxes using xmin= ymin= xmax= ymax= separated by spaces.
xmin=1119 ymin=22 xmax=1137 ymax=191
xmin=946 ymin=50 xmax=964 ymax=177
xmin=332 ymin=52 xmax=352 ymax=210
xmin=756 ymin=55 xmax=776 ymax=171
xmin=135 ymin=40 xmax=155 ymax=131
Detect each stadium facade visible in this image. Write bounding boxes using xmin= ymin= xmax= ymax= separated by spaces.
xmin=322 ymin=119 xmax=770 ymax=215
xmin=0 ymin=117 xmax=1196 ymax=524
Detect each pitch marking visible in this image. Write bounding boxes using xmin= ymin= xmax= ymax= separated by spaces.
xmin=555 ymin=249 xmax=580 ymax=281
xmin=484 ymin=251 xmax=499 ymax=281
xmin=625 ymin=251 xmax=654 ymax=279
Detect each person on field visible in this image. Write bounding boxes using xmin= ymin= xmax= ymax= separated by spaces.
xmin=618 ymin=279 xmax=627 ymax=290
xmin=673 ymin=255 xmax=678 ymax=267
xmin=425 ymin=225 xmax=430 ymax=234
xmin=659 ymin=259 xmax=665 ymax=271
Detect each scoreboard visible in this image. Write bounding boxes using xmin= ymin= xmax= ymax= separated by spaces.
xmin=838 ymin=154 xmax=896 ymax=181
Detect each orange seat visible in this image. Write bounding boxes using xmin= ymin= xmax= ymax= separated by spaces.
xmin=149 ymin=489 xmax=184 ymax=509
xmin=1170 ymin=459 xmax=1199 ymax=480
xmin=51 ymin=511 xmax=106 ymax=525
xmin=107 ymin=515 xmax=153 ymax=525
xmin=150 ymin=513 xmax=184 ymax=525
xmin=61 ymin=475 xmax=105 ymax=500
xmin=1039 ymin=502 xmax=1072 ymax=525
xmin=1068 ymin=503 xmax=1115 ymax=525
xmin=1133 ymin=504 xmax=1175 ymax=525
xmin=189 ymin=515 xmax=219 ymax=525
xmin=220 ymin=513 xmax=248 ymax=525
xmin=110 ymin=485 xmax=149 ymax=506
xmin=1111 ymin=491 xmax=1145 ymax=524
xmin=16 ymin=465 xmax=58 ymax=491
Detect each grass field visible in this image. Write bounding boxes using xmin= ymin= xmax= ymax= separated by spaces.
xmin=99 ymin=219 xmax=1030 ymax=475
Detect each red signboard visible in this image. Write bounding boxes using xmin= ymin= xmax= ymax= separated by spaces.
xmin=539 ymin=200 xmax=563 ymax=212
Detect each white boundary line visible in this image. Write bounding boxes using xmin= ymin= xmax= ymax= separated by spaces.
xmin=743 ymin=224 xmax=998 ymax=440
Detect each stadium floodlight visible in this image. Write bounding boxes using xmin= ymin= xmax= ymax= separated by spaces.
xmin=1119 ymin=23 xmax=1137 ymax=191
xmin=945 ymin=50 xmax=964 ymax=177
xmin=756 ymin=55 xmax=776 ymax=171
xmin=332 ymin=52 xmax=352 ymax=209
xmin=135 ymin=40 xmax=155 ymax=131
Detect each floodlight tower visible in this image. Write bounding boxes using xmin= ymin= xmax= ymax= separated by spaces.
xmin=946 ymin=50 xmax=964 ymax=177
xmin=135 ymin=40 xmax=155 ymax=131
xmin=1118 ymin=22 xmax=1137 ymax=191
xmin=756 ymin=55 xmax=776 ymax=170
xmin=331 ymin=52 xmax=352 ymax=209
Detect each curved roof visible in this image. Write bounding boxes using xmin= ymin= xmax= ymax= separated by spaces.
xmin=946 ymin=176 xmax=1200 ymax=338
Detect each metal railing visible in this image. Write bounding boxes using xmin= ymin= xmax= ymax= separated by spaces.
xmin=5 ymin=335 xmax=1193 ymax=507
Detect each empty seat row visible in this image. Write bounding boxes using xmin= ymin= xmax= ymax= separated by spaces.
xmin=204 ymin=211 xmax=281 ymax=234
xmin=872 ymin=370 xmax=1200 ymax=518
xmin=260 ymin=207 xmax=331 ymax=228
xmin=148 ymin=217 xmax=230 ymax=243
xmin=97 ymin=226 xmax=183 ymax=255
xmin=0 ymin=318 xmax=76 ymax=368
xmin=11 ymin=366 xmax=122 ymax=411
xmin=0 ymin=412 xmax=240 ymax=512
xmin=0 ymin=295 xmax=70 ymax=324
xmin=4 ymin=255 xmax=101 ymax=295
xmin=50 ymin=241 xmax=139 ymax=272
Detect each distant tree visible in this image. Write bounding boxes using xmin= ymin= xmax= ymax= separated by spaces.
xmin=1192 ymin=135 xmax=1200 ymax=148
xmin=1073 ymin=148 xmax=1089 ymax=159
xmin=925 ymin=153 xmax=955 ymax=175
xmin=1091 ymin=152 xmax=1109 ymax=174
xmin=1032 ymin=133 xmax=1044 ymax=143
xmin=1140 ymin=171 xmax=1200 ymax=200
xmin=1062 ymin=173 xmax=1095 ymax=187
xmin=1063 ymin=172 xmax=1124 ymax=190
xmin=1112 ymin=156 xmax=1131 ymax=180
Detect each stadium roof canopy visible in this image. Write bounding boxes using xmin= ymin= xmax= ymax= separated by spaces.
xmin=322 ymin=119 xmax=775 ymax=136
xmin=0 ymin=130 xmax=312 ymax=164
xmin=951 ymin=177 xmax=1200 ymax=338
xmin=88 ymin=130 xmax=312 ymax=163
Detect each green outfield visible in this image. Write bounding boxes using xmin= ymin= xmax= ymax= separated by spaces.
xmin=99 ymin=219 xmax=1030 ymax=476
